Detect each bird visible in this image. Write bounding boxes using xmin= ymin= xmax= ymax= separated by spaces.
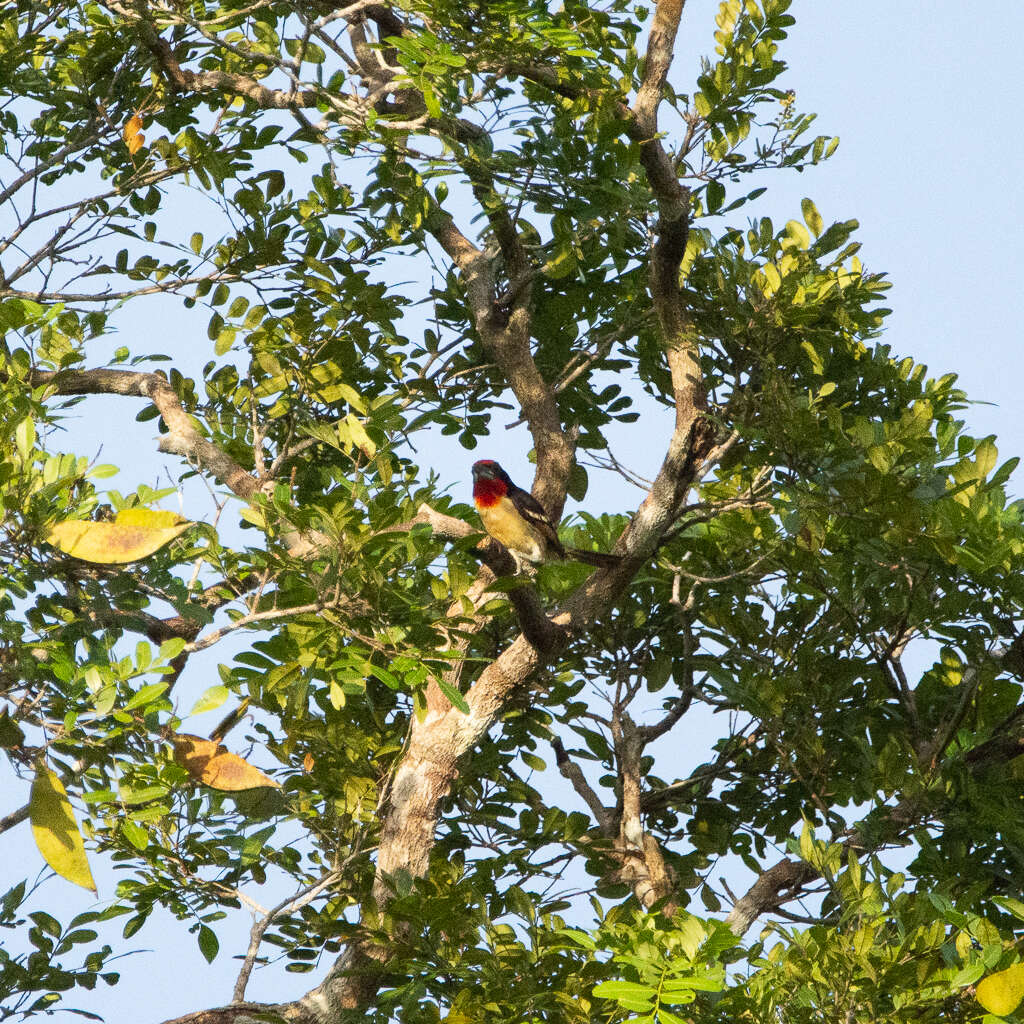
xmin=471 ymin=459 xmax=619 ymax=573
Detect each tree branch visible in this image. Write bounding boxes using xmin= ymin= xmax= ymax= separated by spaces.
xmin=724 ymin=858 xmax=818 ymax=937
xmin=135 ymin=15 xmax=321 ymax=110
xmin=423 ymin=196 xmax=572 ymax=519
xmin=26 ymin=367 xmax=260 ymax=499
xmin=0 ymin=803 xmax=30 ymax=835
xmin=726 ymin=707 xmax=1024 ymax=936
xmin=233 ymin=863 xmax=358 ymax=1003
xmin=552 ymin=737 xmax=613 ymax=831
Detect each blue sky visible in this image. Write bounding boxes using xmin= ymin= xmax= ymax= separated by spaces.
xmin=3 ymin=4 xmax=1023 ymax=1021
xmin=768 ymin=4 xmax=1024 ymax=466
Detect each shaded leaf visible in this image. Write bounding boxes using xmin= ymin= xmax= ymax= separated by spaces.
xmin=0 ymin=707 xmax=26 ymax=748
xmin=171 ymin=734 xmax=280 ymax=791
xmin=197 ymin=924 xmax=219 ymax=963
xmin=434 ymin=676 xmax=470 ymax=714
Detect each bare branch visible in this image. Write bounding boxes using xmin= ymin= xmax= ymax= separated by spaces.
xmin=135 ymin=15 xmax=321 ymax=110
xmin=724 ymin=858 xmax=819 ymax=936
xmin=0 ymin=128 xmax=104 ymax=210
xmin=637 ymin=689 xmax=692 ymax=744
xmin=0 ymin=803 xmax=30 ymax=835
xmin=632 ymin=0 xmax=686 ymax=134
xmin=232 ymin=858 xmax=368 ymax=1003
xmin=184 ymin=598 xmax=351 ymax=654
xmin=158 ymin=1002 xmax=277 ymax=1024
xmin=552 ymin=737 xmax=613 ymax=832
xmin=25 ymin=367 xmax=260 ymax=499
xmin=0 ymin=272 xmax=243 ymax=304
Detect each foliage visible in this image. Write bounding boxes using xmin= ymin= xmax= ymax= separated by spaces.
xmin=1 ymin=0 xmax=1024 ymax=1022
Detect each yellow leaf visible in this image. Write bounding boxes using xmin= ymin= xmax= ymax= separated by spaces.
xmin=123 ymin=114 xmax=145 ymax=155
xmin=785 ymin=218 xmax=810 ymax=250
xmin=977 ymin=963 xmax=1024 ymax=1017
xmin=344 ymin=413 xmax=376 ymax=458
xmin=110 ymin=508 xmax=185 ymax=529
xmin=48 ymin=509 xmax=191 ymax=564
xmin=760 ymin=262 xmax=782 ymax=296
xmin=123 ymin=113 xmax=143 ymax=142
xmin=171 ymin=734 xmax=281 ymax=791
xmin=30 ymin=766 xmax=96 ymax=894
xmin=801 ymin=197 xmax=824 ymax=238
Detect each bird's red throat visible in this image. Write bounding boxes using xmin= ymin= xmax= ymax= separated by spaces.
xmin=473 ymin=477 xmax=506 ymax=508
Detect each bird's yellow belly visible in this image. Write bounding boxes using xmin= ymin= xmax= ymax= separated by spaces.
xmin=478 ymin=496 xmax=546 ymax=562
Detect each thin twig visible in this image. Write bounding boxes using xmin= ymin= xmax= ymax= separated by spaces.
xmin=232 ymin=852 xmax=369 ymax=1003
xmin=185 ymin=599 xmax=343 ymax=653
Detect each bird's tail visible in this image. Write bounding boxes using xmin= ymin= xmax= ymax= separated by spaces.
xmin=565 ymin=547 xmax=622 ymax=569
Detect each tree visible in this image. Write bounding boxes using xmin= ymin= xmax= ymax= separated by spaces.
xmin=2 ymin=0 xmax=1024 ymax=1021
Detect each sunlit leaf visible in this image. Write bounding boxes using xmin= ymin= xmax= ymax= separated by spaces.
xmin=30 ymin=766 xmax=96 ymax=893
xmin=189 ymin=685 xmax=230 ymax=716
xmin=48 ymin=509 xmax=191 ymax=563
xmin=123 ymin=113 xmax=144 ymax=154
xmin=977 ymin=963 xmax=1024 ymax=1016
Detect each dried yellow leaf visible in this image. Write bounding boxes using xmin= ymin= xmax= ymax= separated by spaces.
xmin=172 ymin=734 xmax=281 ymax=791
xmin=123 ymin=113 xmax=143 ymax=142
xmin=48 ymin=509 xmax=191 ymax=564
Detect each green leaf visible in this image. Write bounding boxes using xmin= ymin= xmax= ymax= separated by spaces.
xmin=344 ymin=413 xmax=376 ymax=457
xmin=801 ymin=197 xmax=823 ymax=237
xmin=785 ymin=218 xmax=811 ymax=249
xmin=974 ymin=438 xmax=998 ymax=480
xmin=121 ymin=819 xmax=148 ymax=851
xmin=123 ymin=682 xmax=169 ymax=712
xmin=993 ymin=896 xmax=1024 ymax=921
xmin=189 ymin=685 xmax=229 ymax=715
xmin=197 ymin=925 xmax=219 ymax=964
xmin=215 ymin=327 xmax=236 ymax=355
xmin=646 ymin=650 xmax=673 ymax=692
xmin=760 ymin=262 xmax=782 ymax=295
xmin=557 ymin=928 xmax=596 ymax=949
xmin=159 ymin=638 xmax=187 ymax=661
xmin=593 ymin=980 xmax=657 ymax=1002
xmin=434 ymin=676 xmax=469 ymax=714
xmin=15 ymin=417 xmax=34 ymax=461
xmin=0 ymin=708 xmax=26 ymax=748
xmin=567 ymin=462 xmax=589 ymax=502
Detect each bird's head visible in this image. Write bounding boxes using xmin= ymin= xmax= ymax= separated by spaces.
xmin=472 ymin=460 xmax=513 ymax=505
xmin=472 ymin=459 xmax=504 ymax=482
